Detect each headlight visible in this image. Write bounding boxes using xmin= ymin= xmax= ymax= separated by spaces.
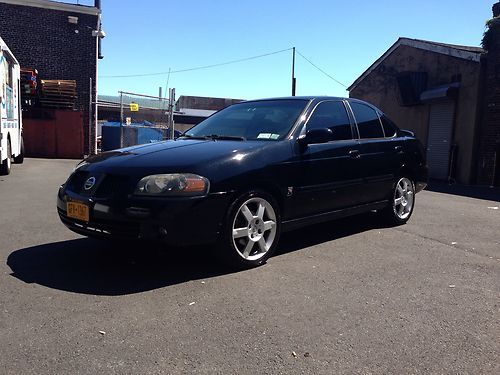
xmin=134 ymin=173 xmax=210 ymax=196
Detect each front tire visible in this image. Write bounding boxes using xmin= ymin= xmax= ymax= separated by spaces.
xmin=218 ymin=190 xmax=281 ymax=268
xmin=380 ymin=177 xmax=415 ymax=225
xmin=0 ymin=140 xmax=12 ymax=175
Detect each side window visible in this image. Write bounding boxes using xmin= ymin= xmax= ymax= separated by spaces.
xmin=380 ymin=114 xmax=398 ymax=138
xmin=2 ymin=53 xmax=14 ymax=119
xmin=306 ymin=101 xmax=352 ymax=141
xmin=350 ymin=102 xmax=384 ymax=139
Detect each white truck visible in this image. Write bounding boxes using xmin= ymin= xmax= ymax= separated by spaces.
xmin=0 ymin=36 xmax=24 ymax=175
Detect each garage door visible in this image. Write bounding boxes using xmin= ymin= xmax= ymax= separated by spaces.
xmin=426 ymin=101 xmax=455 ymax=180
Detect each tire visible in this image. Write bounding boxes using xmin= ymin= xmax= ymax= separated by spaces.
xmin=13 ymin=137 xmax=24 ymax=164
xmin=217 ymin=190 xmax=281 ymax=268
xmin=380 ymin=177 xmax=416 ymax=225
xmin=0 ymin=140 xmax=12 ymax=175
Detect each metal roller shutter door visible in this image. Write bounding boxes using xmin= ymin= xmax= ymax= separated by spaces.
xmin=426 ymin=101 xmax=455 ymax=180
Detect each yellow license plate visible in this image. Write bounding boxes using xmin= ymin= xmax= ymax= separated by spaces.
xmin=67 ymin=201 xmax=90 ymax=222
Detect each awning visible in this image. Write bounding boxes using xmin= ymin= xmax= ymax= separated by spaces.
xmin=420 ymin=82 xmax=460 ymax=102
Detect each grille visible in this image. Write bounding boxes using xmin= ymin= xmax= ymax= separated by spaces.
xmin=94 ymin=174 xmax=131 ymax=198
xmin=65 ymin=172 xmax=131 ymax=199
xmin=66 ymin=170 xmax=90 ymax=194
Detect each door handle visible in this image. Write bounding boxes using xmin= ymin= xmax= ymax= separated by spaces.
xmin=394 ymin=145 xmax=403 ymax=153
xmin=348 ymin=149 xmax=360 ymax=159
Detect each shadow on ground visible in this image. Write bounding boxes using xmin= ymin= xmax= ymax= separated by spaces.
xmin=426 ymin=180 xmax=500 ymax=202
xmin=7 ymin=213 xmax=387 ymax=296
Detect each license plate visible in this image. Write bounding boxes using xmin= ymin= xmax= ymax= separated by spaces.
xmin=66 ymin=201 xmax=90 ymax=222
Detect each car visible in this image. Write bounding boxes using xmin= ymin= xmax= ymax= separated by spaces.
xmin=57 ymin=97 xmax=428 ymax=268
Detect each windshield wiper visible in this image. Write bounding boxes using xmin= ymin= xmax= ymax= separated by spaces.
xmin=179 ymin=134 xmax=210 ymax=140
xmin=206 ymin=134 xmax=246 ymax=141
xmin=181 ymin=134 xmax=246 ymax=141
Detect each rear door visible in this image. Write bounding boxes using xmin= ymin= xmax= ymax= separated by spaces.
xmin=290 ymin=100 xmax=362 ymax=218
xmin=348 ymin=102 xmax=404 ymax=203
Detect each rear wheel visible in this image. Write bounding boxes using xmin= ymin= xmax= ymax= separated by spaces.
xmin=380 ymin=177 xmax=415 ymax=225
xmin=218 ymin=190 xmax=281 ymax=268
xmin=0 ymin=140 xmax=12 ymax=175
xmin=13 ymin=137 xmax=24 ymax=164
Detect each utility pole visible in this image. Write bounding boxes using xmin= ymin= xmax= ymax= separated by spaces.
xmin=168 ymin=88 xmax=176 ymax=140
xmin=291 ymin=47 xmax=296 ymax=96
xmin=119 ymin=91 xmax=124 ymax=148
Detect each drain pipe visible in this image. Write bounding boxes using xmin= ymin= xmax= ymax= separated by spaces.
xmin=92 ymin=0 xmax=104 ymax=154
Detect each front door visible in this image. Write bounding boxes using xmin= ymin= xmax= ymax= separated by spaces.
xmin=290 ymin=100 xmax=362 ymax=218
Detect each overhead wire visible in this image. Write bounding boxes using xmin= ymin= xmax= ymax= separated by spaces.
xmin=295 ymin=50 xmax=347 ymax=88
xmin=100 ymin=48 xmax=294 ymax=78
xmin=99 ymin=47 xmax=348 ymax=90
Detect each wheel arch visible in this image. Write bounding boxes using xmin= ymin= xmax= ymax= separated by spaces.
xmin=233 ymin=181 xmax=285 ymax=213
xmin=398 ymin=164 xmax=417 ymax=184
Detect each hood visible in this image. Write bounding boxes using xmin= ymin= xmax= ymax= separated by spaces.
xmin=83 ymin=139 xmax=276 ymax=176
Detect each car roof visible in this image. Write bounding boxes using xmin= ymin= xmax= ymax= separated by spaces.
xmin=242 ymin=96 xmax=346 ymax=102
xmin=239 ymin=96 xmax=378 ymax=110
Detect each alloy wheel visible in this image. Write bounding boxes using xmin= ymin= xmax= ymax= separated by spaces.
xmin=393 ymin=177 xmax=414 ymax=220
xmin=232 ymin=197 xmax=277 ymax=261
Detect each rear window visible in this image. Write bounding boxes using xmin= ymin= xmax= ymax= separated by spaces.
xmin=380 ymin=114 xmax=398 ymax=137
xmin=350 ymin=102 xmax=384 ymax=139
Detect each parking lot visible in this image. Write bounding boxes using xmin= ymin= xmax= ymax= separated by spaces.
xmin=0 ymin=158 xmax=499 ymax=374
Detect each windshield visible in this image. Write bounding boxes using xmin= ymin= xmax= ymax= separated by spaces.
xmin=185 ymin=99 xmax=308 ymax=141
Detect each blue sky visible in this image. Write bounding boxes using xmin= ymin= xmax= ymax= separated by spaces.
xmin=97 ymin=0 xmax=493 ymax=100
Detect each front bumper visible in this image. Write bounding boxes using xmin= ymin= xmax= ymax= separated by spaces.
xmin=57 ymin=186 xmax=233 ymax=246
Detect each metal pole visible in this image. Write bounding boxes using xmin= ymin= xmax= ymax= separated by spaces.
xmin=168 ymin=88 xmax=176 ymax=140
xmin=94 ymin=27 xmax=99 ymax=154
xmin=166 ymin=67 xmax=171 ymax=94
xmin=172 ymin=88 xmax=176 ymax=139
xmin=119 ymin=91 xmax=124 ymax=148
xmin=89 ymin=77 xmax=92 ymax=156
xmin=291 ymin=47 xmax=296 ymax=96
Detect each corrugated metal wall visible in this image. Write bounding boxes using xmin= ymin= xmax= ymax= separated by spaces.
xmin=426 ymin=101 xmax=455 ymax=180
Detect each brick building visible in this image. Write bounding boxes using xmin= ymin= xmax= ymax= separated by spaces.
xmin=0 ymin=0 xmax=102 ymax=156
xmin=477 ymin=2 xmax=500 ymax=186
xmin=349 ymin=2 xmax=500 ymax=186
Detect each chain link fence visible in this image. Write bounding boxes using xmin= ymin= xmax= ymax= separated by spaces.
xmin=99 ymin=91 xmax=180 ymax=152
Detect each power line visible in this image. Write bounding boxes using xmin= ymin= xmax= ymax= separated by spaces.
xmin=100 ymin=48 xmax=293 ymax=78
xmin=295 ymin=50 xmax=347 ymax=88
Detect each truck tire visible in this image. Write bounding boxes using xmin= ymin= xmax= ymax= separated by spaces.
xmin=0 ymin=140 xmax=12 ymax=175
xmin=13 ymin=137 xmax=24 ymax=164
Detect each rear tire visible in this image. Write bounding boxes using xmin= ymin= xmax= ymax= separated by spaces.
xmin=380 ymin=177 xmax=415 ymax=225
xmin=13 ymin=137 xmax=24 ymax=164
xmin=0 ymin=140 xmax=12 ymax=175
xmin=217 ymin=190 xmax=281 ymax=268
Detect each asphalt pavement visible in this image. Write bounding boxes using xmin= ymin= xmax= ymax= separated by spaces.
xmin=0 ymin=158 xmax=499 ymax=374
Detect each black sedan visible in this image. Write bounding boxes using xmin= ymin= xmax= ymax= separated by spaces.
xmin=58 ymin=97 xmax=428 ymax=267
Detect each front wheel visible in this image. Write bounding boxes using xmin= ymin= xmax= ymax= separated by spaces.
xmin=380 ymin=177 xmax=415 ymax=225
xmin=218 ymin=191 xmax=281 ymax=268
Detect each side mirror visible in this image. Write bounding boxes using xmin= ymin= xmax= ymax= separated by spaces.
xmin=298 ymin=128 xmax=333 ymax=146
